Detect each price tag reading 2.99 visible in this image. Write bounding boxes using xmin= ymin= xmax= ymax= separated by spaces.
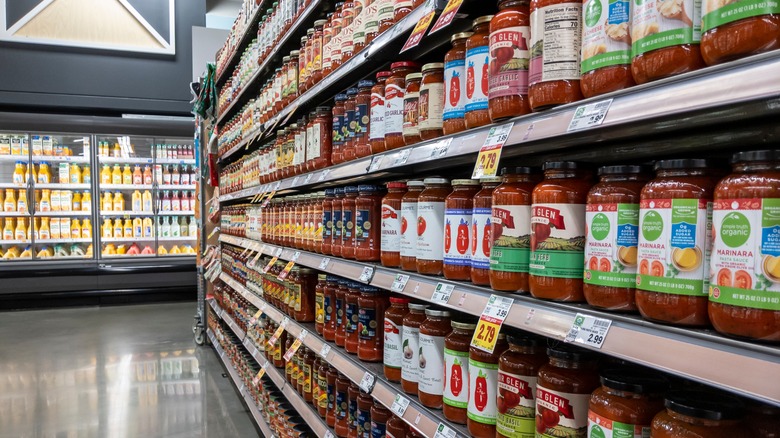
xmin=471 ymin=295 xmax=514 ymax=353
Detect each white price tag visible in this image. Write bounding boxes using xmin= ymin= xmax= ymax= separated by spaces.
xmin=325 ymin=432 xmax=335 ymax=438
xmin=429 ymin=138 xmax=453 ymax=159
xmin=291 ymin=251 xmax=301 ymax=262
xmin=274 ymin=181 xmax=282 ymax=191
xmin=275 ymin=248 xmax=283 ymax=257
xmin=298 ymin=329 xmax=308 ymax=341
xmin=390 ymin=394 xmax=410 ymax=416
xmin=391 ymin=274 xmax=410 ymax=292
xmin=281 ymin=317 xmax=289 ymax=329
xmin=525 ymin=309 xmax=535 ymax=325
xmin=358 ymin=266 xmax=374 ymax=283
xmin=319 ymin=257 xmax=331 ymax=269
xmin=567 ymin=99 xmax=612 ymax=132
xmin=431 ymin=283 xmax=454 ymax=304
xmin=433 ymin=423 xmax=457 ymax=438
xmin=304 ymin=173 xmax=313 ymax=184
xmin=368 ymin=155 xmax=384 ymax=172
xmin=291 ymin=176 xmax=300 ymax=187
xmin=359 ymin=372 xmax=375 ymax=393
xmin=393 ymin=149 xmax=411 ymax=166
xmin=320 ymin=343 xmax=332 ymax=358
xmin=564 ymin=313 xmax=612 ymax=348
xmin=261 ymin=302 xmax=268 ymax=311
xmin=317 ymin=169 xmax=330 ymax=182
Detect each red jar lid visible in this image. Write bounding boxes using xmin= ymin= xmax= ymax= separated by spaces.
xmin=376 ymin=71 xmax=392 ymax=80
xmin=389 ymin=297 xmax=410 ymax=304
xmin=386 ymin=181 xmax=407 ymax=189
xmin=390 ymin=61 xmax=420 ymax=70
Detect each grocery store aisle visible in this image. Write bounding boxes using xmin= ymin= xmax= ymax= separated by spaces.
xmin=0 ymin=302 xmax=259 ymax=438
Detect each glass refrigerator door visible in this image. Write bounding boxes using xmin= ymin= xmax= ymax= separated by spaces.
xmin=96 ymin=135 xmax=157 ymax=258
xmin=30 ymin=133 xmax=94 ymax=260
xmin=0 ymin=132 xmax=33 ymax=261
xmin=153 ymin=138 xmax=197 ymax=257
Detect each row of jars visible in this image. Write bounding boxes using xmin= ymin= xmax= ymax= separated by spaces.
xmin=215 ymin=0 xmax=263 ymax=76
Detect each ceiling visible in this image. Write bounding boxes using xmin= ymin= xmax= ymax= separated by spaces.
xmin=205 ymin=0 xmax=241 ymax=29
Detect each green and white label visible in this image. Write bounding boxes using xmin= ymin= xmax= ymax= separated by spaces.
xmin=530 ymin=203 xmax=586 ymax=279
xmin=585 ymin=203 xmax=639 ymax=287
xmin=702 ymin=0 xmax=780 ymax=32
xmin=491 ymin=204 xmax=532 ymax=273
xmin=632 ymin=0 xmax=701 ymax=56
xmin=581 ymin=0 xmax=632 ymax=73
xmin=588 ymin=410 xmax=650 ymax=438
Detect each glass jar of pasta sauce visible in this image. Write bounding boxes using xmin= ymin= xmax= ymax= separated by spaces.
xmin=588 ymin=368 xmax=667 ymax=438
xmin=443 ymin=32 xmax=473 ymax=135
xmin=358 ymin=285 xmax=388 ymax=361
xmin=343 ymin=88 xmax=359 ymax=162
xmin=701 ymin=3 xmax=780 ymax=65
xmin=471 ymin=177 xmax=502 ymax=286
xmin=332 ymin=94 xmax=348 ymax=165
xmin=490 ymin=167 xmax=537 ymax=293
xmin=326 ymin=366 xmax=339 ymax=427
xmin=345 ymin=281 xmax=361 ymax=354
xmin=312 ymin=106 xmax=333 ymax=170
xmin=401 ymin=180 xmax=425 ymax=271
xmin=496 ymin=334 xmax=547 ymax=438
xmin=332 ymin=187 xmax=346 ymax=257
xmin=528 ymin=0 xmax=583 ymax=110
xmin=371 ymin=400 xmax=392 ymax=437
xmin=651 ymin=390 xmax=746 ymax=438
xmin=636 ymin=159 xmax=718 ymax=327
xmin=467 ymin=333 xmax=509 ymax=438
xmin=335 ymin=372 xmax=352 ymax=436
xmin=465 ymin=16 xmax=493 ymax=129
xmin=402 ymin=72 xmax=422 ymax=146
xmin=335 ymin=279 xmax=350 ymax=348
xmin=584 ymin=165 xmax=649 ymax=311
xmin=355 ymin=185 xmax=384 ymax=262
xmin=535 ymin=345 xmax=600 ymax=438
xmin=386 ymin=414 xmax=408 ymax=438
xmin=342 ymin=186 xmax=360 ymax=259
xmin=444 ymin=179 xmax=481 ymax=281
xmin=315 ymin=274 xmax=327 ymax=334
xmin=377 ymin=0 xmax=396 ymax=35
xmin=384 ymin=296 xmax=409 ymax=382
xmin=322 ymin=188 xmax=336 ymax=255
xmin=394 ymin=0 xmax=413 ymax=22
xmin=370 ymin=71 xmax=392 ymax=153
xmin=710 ymin=150 xmax=780 ymax=341
xmin=579 ymin=0 xmax=634 ymax=97
xmin=401 ymin=303 xmax=429 ymax=394
xmin=419 ymin=63 xmax=445 ymax=140
xmin=385 ymin=62 xmax=420 ymax=151
xmin=348 ymin=383 xmax=360 ymax=438
xmin=381 ymin=182 xmax=407 ymax=267
xmin=488 ymin=0 xmax=531 ymax=121
xmin=318 ymin=360 xmax=330 ymax=417
xmin=355 ymin=80 xmax=374 ymax=158
xmin=417 ymin=178 xmax=451 ymax=276
xmin=323 ymin=275 xmax=340 ymax=342
xmin=357 ymin=389 xmax=374 ymax=438
xmin=530 ymin=162 xmax=592 ymax=302
xmin=418 ymin=309 xmax=452 ymax=409
xmin=443 ymin=320 xmax=476 ymax=424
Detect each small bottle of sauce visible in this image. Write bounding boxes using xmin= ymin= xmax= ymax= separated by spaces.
xmin=384 ymin=296 xmax=410 ymax=382
xmin=579 ymin=0 xmax=634 ymax=97
xmin=701 ymin=4 xmax=780 ymax=66
xmin=386 ymin=414 xmax=408 ymax=438
xmin=495 ymin=335 xmax=548 ymax=437
xmin=401 ymin=303 xmax=429 ymax=394
xmin=326 ymin=366 xmax=339 ymax=427
xmin=332 ymin=94 xmax=348 ymax=165
xmin=356 ymin=389 xmax=373 ymax=437
xmin=588 ymin=368 xmax=667 ymax=438
xmin=342 ymin=186 xmax=359 ymax=260
xmin=443 ymin=32 xmax=473 ymax=135
xmin=355 ymin=184 xmax=384 ymax=262
xmin=651 ymin=390 xmax=746 ymax=437
xmin=530 ymin=161 xmax=591 ymax=302
xmin=381 ymin=181 xmax=407 ymax=268
xmin=443 ymin=179 xmax=481 ymax=281
xmin=636 ymin=159 xmax=717 ymax=327
xmin=471 ymin=177 xmax=502 ymax=286
xmin=370 ymin=71 xmax=392 ymax=154
xmin=335 ymin=373 xmax=351 ymax=436
xmin=418 ymin=308 xmax=452 ymax=409
xmin=335 ymin=279 xmax=349 ymax=347
xmin=402 ymin=72 xmax=422 ymax=146
xmin=384 ymin=62 xmax=420 ymax=151
xmin=490 ymin=167 xmax=536 ymax=293
xmin=345 ymin=281 xmax=361 ymax=354
xmin=535 ymin=345 xmax=599 ymax=438
xmin=355 ymin=80 xmax=374 ymax=158
xmin=488 ymin=0 xmax=531 ymax=121
xmin=370 ymin=400 xmax=391 ymax=437
xmin=584 ymin=165 xmax=649 ymax=312
xmin=467 ymin=333 xmax=509 ymax=438
xmin=400 ymin=180 xmax=425 ymax=271
xmin=464 ymin=16 xmax=493 ymax=129
xmin=358 ymin=285 xmax=388 ymax=362
xmin=348 ymin=383 xmax=360 ymax=438
xmin=332 ymin=187 xmax=346 ymax=257
xmin=315 ymin=274 xmax=327 ymax=335
xmin=322 ymin=188 xmax=336 ymax=255
xmin=417 ymin=177 xmax=451 ymax=276
xmin=318 ymin=360 xmax=330 ymax=417
xmin=323 ymin=275 xmax=339 ymax=342
xmin=419 ymin=63 xmax=445 ymax=140
xmin=443 ymin=320 xmax=476 ymax=424
xmin=343 ymin=88 xmax=359 ymax=162
xmin=309 ymin=106 xmax=333 ymax=171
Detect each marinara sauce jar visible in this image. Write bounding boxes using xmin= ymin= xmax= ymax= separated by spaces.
xmin=332 ymin=94 xmax=348 ymax=164
xmin=402 ymin=72 xmax=422 ymax=146
xmin=318 ymin=360 xmax=330 ymax=417
xmin=385 ymin=62 xmax=420 ymax=151
xmin=710 ymin=150 xmax=780 ymax=341
xmin=355 ymin=184 xmax=383 ymax=262
xmin=419 ymin=63 xmax=445 ymax=140
xmin=496 ymin=334 xmax=547 ymax=438
xmin=342 ymin=186 xmax=359 ymax=260
xmin=580 ymin=0 xmax=634 ymax=97
xmin=370 ymin=400 xmax=391 ymax=437
xmin=630 ymin=0 xmax=704 ymax=84
xmin=651 ymin=390 xmax=746 ymax=437
xmin=401 ymin=303 xmax=429 ymax=395
xmin=417 ymin=178 xmax=451 ymax=276
xmin=530 ymin=162 xmax=592 ymax=302
xmin=588 ymin=368 xmax=667 ymax=438
xmin=418 ymin=309 xmax=452 ymax=409
xmin=464 ymin=16 xmax=493 ymax=129
xmin=332 ymin=187 xmax=346 ymax=257
xmin=322 ymin=188 xmax=336 ymax=255
xmin=370 ymin=71 xmax=392 ymax=153
xmin=443 ymin=179 xmax=481 ymax=281
xmin=490 ymin=167 xmax=537 ymax=293
xmin=358 ymin=285 xmax=387 ymax=361
xmin=636 ymin=159 xmax=717 ymax=327
xmin=535 ymin=345 xmax=600 ymax=438
xmin=467 ymin=332 xmax=509 ymax=438
xmin=343 ymin=88 xmax=359 ymax=162
xmin=472 ymin=177 xmax=502 ymax=286
xmin=326 ymin=366 xmax=339 ymax=427
xmin=584 ymin=165 xmax=649 ymax=311
xmin=400 ymin=180 xmax=425 ymax=271
xmin=315 ymin=274 xmax=327 ymax=334
xmin=443 ymin=320 xmax=476 ymax=424
xmin=381 ymin=181 xmax=406 ymax=267
xmin=355 ymin=80 xmax=374 ymax=158
xmin=488 ymin=0 xmax=531 ymax=121
xmin=335 ymin=373 xmax=351 ymax=436
xmin=528 ymin=0 xmax=583 ymax=110
xmin=345 ymin=281 xmax=361 ymax=354
xmin=701 ymin=4 xmax=780 ymax=65
xmin=443 ymin=32 xmax=473 ymax=135
xmin=357 ymin=390 xmax=374 ymax=437
xmin=323 ymin=275 xmax=339 ymax=342
xmin=384 ymin=296 xmax=410 ymax=382
xmin=348 ymin=383 xmax=360 ymax=438
xmin=386 ymin=414 xmax=408 ymax=438
xmin=335 ymin=279 xmax=349 ymax=347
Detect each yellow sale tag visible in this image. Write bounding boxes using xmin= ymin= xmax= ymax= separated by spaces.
xmin=472 ymin=122 xmax=514 ymax=179
xmin=429 ymin=0 xmax=464 ymax=34
xmin=283 ymin=338 xmax=302 ymax=361
xmin=470 ymin=295 xmax=514 ymax=353
xmin=267 ymin=324 xmax=285 ymax=348
xmin=277 ymin=260 xmax=295 ymax=280
xmin=262 ymin=256 xmax=279 ymax=273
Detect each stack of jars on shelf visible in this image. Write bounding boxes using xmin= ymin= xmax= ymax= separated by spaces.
xmin=221 ymin=204 xmax=249 ymax=237
xmin=215 ymin=0 xmax=263 ymax=76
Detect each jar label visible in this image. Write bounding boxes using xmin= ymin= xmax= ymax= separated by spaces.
xmin=535 ymin=386 xmax=590 ymax=437
xmin=336 ymin=388 xmax=348 ymax=419
xmin=631 ymin=0 xmax=701 ymax=56
xmin=324 ymin=294 xmax=333 ymax=323
xmin=702 ymin=0 xmax=780 ymax=31
xmin=637 ymin=198 xmax=712 ymax=296
xmin=303 ymin=363 xmax=312 ymax=393
xmin=418 ymin=333 xmax=446 ymax=395
xmin=336 ymin=296 xmax=345 ymax=326
xmin=293 ymin=284 xmax=302 ymax=311
xmin=364 ymin=2 xmax=381 ymax=36
xmin=467 ymin=358 xmax=499 ymax=425
xmin=310 ymin=122 xmax=322 ymax=160
xmin=381 ymin=203 xmax=402 ymax=252
xmin=465 ymin=46 xmax=489 ymax=112
xmin=585 ymin=203 xmax=640 ymax=288
xmin=488 ymin=26 xmax=531 ymax=98
xmin=417 ymin=201 xmax=446 ymax=261
xmin=496 ymin=370 xmax=536 ymax=438
xmin=334 ymin=207 xmax=344 ymax=239
xmin=444 ymin=59 xmax=466 ymax=121
xmin=378 ymin=0 xmax=395 ymax=23
xmin=581 ymin=0 xmax=631 ymax=74
xmin=384 ymin=318 xmax=403 ymax=368
xmin=444 ymin=208 xmax=473 ymax=266
xmin=529 ymin=3 xmax=583 ymax=85
xmin=472 ymin=207 xmax=493 ymax=269
xmin=400 ymin=201 xmax=418 ymax=257
xmin=323 ymin=39 xmax=333 ymax=70
xmin=356 ymin=103 xmax=369 ymax=140
xmin=356 ymin=208 xmax=373 ymax=243
xmin=316 ymin=291 xmax=325 ymax=324
xmin=401 ymin=325 xmax=420 ymax=382
xmin=341 ymin=25 xmax=355 ymax=53
xmin=345 ymin=107 xmax=356 ymax=140
xmin=319 ymin=376 xmax=329 ymax=408
xmin=530 ymin=203 xmax=586 ymax=279
xmin=358 ymin=405 xmax=371 ymax=437
xmin=710 ymin=198 xmax=780 ymax=311
xmin=491 ymin=205 xmax=532 ymax=273
xmin=588 ymin=411 xmax=650 ymax=438
xmin=333 ymin=113 xmax=345 ymax=147
xmin=358 ymin=306 xmax=378 ymax=340
xmin=443 ymin=348 xmax=470 ymax=408
xmin=384 ymin=84 xmax=405 ymax=136
xmin=353 ymin=10 xmax=367 ymax=45
xmin=370 ymin=91 xmax=386 ymax=141
xmin=394 ymin=0 xmax=413 ymax=10
xmin=402 ymin=90 xmax=420 ymax=136
xmin=346 ymin=302 xmax=359 ymax=333
xmin=324 ymin=208 xmax=333 ymax=238
xmin=344 ymin=209 xmax=355 ymax=239
xmin=419 ymin=82 xmax=444 ymax=130
xmin=371 ymin=420 xmax=386 ymax=438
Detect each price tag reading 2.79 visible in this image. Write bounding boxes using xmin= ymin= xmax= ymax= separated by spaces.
xmin=472 ymin=122 xmax=514 ymax=179
xmin=471 ymin=295 xmax=514 ymax=353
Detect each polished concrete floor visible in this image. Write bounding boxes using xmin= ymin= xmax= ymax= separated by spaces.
xmin=0 ymin=302 xmax=260 ymax=438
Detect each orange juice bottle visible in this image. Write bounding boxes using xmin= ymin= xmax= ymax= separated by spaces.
xmin=101 ymin=192 xmax=112 ymax=211
xmin=60 ymin=218 xmax=71 ymax=239
xmin=51 ymin=218 xmax=61 ymax=239
xmin=143 ymin=217 xmax=154 ymax=237
xmin=102 ymin=219 xmax=113 ymax=238
xmin=82 ymin=219 xmax=92 ymax=239
xmin=122 ymin=165 xmax=132 ymax=185
xmin=15 ymin=218 xmax=26 ymax=240
xmin=101 ymin=165 xmax=111 ymax=184
xmin=24 ymin=164 xmax=36 ymax=184
xmin=60 ymin=191 xmax=72 ymax=212
xmin=133 ymin=217 xmax=143 ymax=237
xmin=143 ymin=165 xmax=153 ymax=185
xmin=81 ymin=165 xmax=91 ymax=184
xmin=142 ymin=190 xmax=153 ymax=212
xmin=113 ymin=142 xmax=121 ymax=158
xmin=113 ymin=219 xmax=123 ymax=238
xmin=113 ymin=192 xmax=125 ymax=211
xmin=123 ymin=219 xmax=133 ymax=238
xmin=131 ymin=190 xmax=142 ymax=212
xmin=4 ymin=189 xmax=15 ymax=212
xmin=111 ymin=165 xmax=122 ymax=184
xmin=17 ymin=189 xmax=27 ymax=213
xmin=81 ymin=191 xmax=91 ymax=211
xmin=40 ymin=189 xmax=51 ymax=212
xmin=71 ymin=191 xmax=81 ymax=211
xmin=133 ymin=165 xmax=143 ymax=184
xmin=3 ymin=218 xmax=14 ymax=240
xmin=71 ymin=219 xmax=81 ymax=239
xmin=70 ymin=163 xmax=81 ymax=184
xmin=38 ymin=162 xmax=51 ymax=183
xmin=13 ymin=162 xmax=25 ymax=184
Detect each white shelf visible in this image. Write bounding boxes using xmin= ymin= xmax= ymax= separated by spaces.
xmin=100 ymin=210 xmax=154 ymax=216
xmin=0 ymin=155 xmax=29 ymax=162
xmin=0 ymin=183 xmax=25 ymax=189
xmin=36 ymin=211 xmax=91 ymax=216
xmin=100 ymin=184 xmax=153 ymax=190
xmin=98 ymin=157 xmax=154 ymax=165
xmin=0 ymin=239 xmax=30 ymax=245
xmin=32 ymin=155 xmax=89 ymax=163
xmin=157 ymin=158 xmax=196 ymax=165
xmin=100 ymin=237 xmax=155 ymax=242
xmin=159 ymin=236 xmax=196 ymax=241
xmin=158 ymin=184 xmax=196 ymax=190
xmin=36 ymin=183 xmax=90 ymax=190
xmin=34 ymin=238 xmax=92 ymax=244
xmin=0 ymin=212 xmax=27 ymax=217
xmin=158 ymin=211 xmax=195 ymax=216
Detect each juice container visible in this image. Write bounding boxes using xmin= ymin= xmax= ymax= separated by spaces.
xmin=180 ymin=217 xmax=188 ymax=237
xmin=51 ymin=218 xmax=61 ymax=239
xmin=123 ymin=219 xmax=133 ymax=238
xmin=102 ymin=192 xmax=113 ymax=211
xmin=101 ymin=165 xmax=112 ymax=184
xmin=4 ymin=189 xmax=16 ymax=212
xmin=0 ymin=135 xmax=10 ymax=155
xmin=113 ymin=219 xmax=123 ymax=238
xmin=25 ymin=164 xmax=36 ymax=184
xmin=81 ymin=166 xmax=90 ymax=184
xmin=82 ymin=219 xmax=92 ymax=239
xmin=71 ymin=192 xmax=81 ymax=211
xmin=43 ymin=136 xmax=53 ymax=155
xmin=4 ymin=219 xmax=14 ymax=240
xmin=111 ymin=165 xmax=122 ymax=184
xmin=102 ymin=220 xmax=113 ymax=238
xmin=188 ymin=217 xmax=197 ymax=237
xmin=133 ymin=165 xmax=143 ymax=184
xmin=32 ymin=136 xmax=42 ymax=155
xmin=58 ymin=163 xmax=68 ymax=183
xmin=10 ymin=136 xmax=21 ymax=155
xmin=171 ymin=191 xmax=180 ymax=211
xmin=70 ymin=163 xmax=82 ymax=184
xmin=40 ymin=189 xmax=51 ymax=212
xmin=154 ymin=165 xmax=163 ymax=184
xmin=61 ymin=218 xmax=71 ymax=239
xmin=71 ymin=219 xmax=81 ymax=239
xmin=81 ymin=191 xmax=91 ymax=212
xmin=161 ymin=191 xmax=171 ymax=211
xmin=160 ymin=217 xmax=170 ymax=237
xmin=113 ymin=192 xmax=125 ymax=211
xmin=17 ymin=189 xmax=27 ymax=214
xmin=15 ymin=218 xmax=26 ymax=240
xmin=158 ymin=245 xmax=168 ymax=255
xmin=112 ymin=143 xmax=121 ymax=157
xmin=143 ymin=166 xmax=153 ymax=184
xmin=38 ymin=162 xmax=51 ymax=183
xmin=133 ymin=217 xmax=143 ymax=237
xmin=0 ymin=190 xmax=3 ymax=210
xmin=13 ymin=162 xmax=25 ymax=184
xmin=60 ymin=191 xmax=72 ymax=211
xmin=132 ymin=190 xmax=142 ymax=212
xmin=142 ymin=190 xmax=153 ymax=212
xmin=171 ymin=217 xmax=181 ymax=237
xmin=122 ymin=165 xmax=132 ymax=185
xmin=143 ymin=217 xmax=154 ymax=237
